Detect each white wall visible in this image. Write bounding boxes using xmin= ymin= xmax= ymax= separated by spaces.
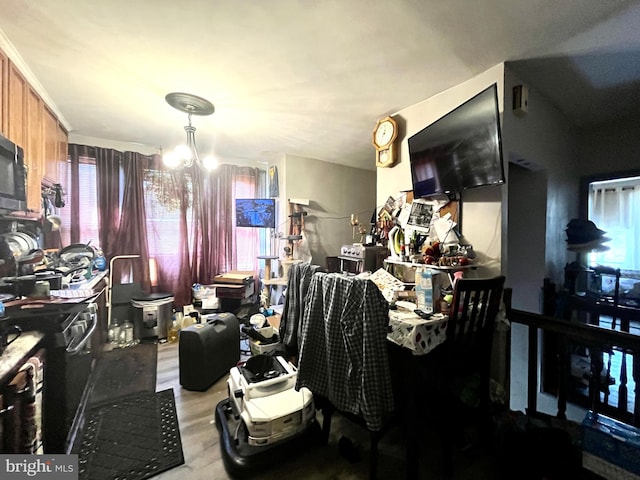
xmin=285 ymin=154 xmax=376 ymax=266
xmin=502 ymin=66 xmax=585 ymax=418
xmin=377 ymin=62 xmax=588 ymax=418
xmin=377 ymin=64 xmax=505 ymax=278
xmin=502 ymin=67 xmax=582 ymax=302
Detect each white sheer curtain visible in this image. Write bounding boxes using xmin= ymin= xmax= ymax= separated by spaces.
xmin=589 ymin=177 xmax=640 ymax=271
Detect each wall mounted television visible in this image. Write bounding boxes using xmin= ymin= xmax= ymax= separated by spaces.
xmin=235 ymin=198 xmax=276 ymax=228
xmin=408 ymin=83 xmax=505 ymax=198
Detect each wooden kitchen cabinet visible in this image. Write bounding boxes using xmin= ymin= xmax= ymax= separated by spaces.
xmin=7 ymin=63 xmax=27 ymax=150
xmin=25 ymin=86 xmax=44 ymax=212
xmin=0 ymin=49 xmax=8 ymax=135
xmin=56 ymin=122 xmax=68 ymax=185
xmin=43 ymin=104 xmax=60 ymax=185
xmin=0 ymin=46 xmax=69 ymax=214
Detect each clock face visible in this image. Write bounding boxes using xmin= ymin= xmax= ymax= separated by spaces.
xmin=375 ymin=120 xmax=394 ymax=146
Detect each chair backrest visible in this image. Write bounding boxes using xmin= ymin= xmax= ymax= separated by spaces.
xmin=446 ymin=275 xmax=506 ymax=359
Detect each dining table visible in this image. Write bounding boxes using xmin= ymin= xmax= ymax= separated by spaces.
xmin=385 ymin=301 xmax=459 ymax=479
xmin=387 ymin=302 xmax=448 ymax=355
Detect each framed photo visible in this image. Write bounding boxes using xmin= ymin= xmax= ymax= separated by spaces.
xmin=407 ymin=200 xmax=433 ymax=230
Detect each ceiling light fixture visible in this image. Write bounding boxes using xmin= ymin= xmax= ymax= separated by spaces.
xmin=163 ymin=92 xmax=218 ymax=170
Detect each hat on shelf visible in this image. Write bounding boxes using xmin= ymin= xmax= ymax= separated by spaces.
xmin=565 ymin=218 xmax=610 ymax=251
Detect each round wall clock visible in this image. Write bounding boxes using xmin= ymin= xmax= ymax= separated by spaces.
xmin=372 ymin=116 xmax=398 ymax=168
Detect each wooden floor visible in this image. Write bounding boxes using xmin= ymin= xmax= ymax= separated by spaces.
xmin=152 ymin=340 xmax=503 ymax=480
xmin=154 ymin=340 xmax=231 ymax=480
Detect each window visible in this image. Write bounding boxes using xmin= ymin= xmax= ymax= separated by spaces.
xmin=59 ymin=157 xmax=99 ymax=247
xmin=144 ymin=170 xmax=191 ymax=257
xmin=588 ymin=175 xmax=640 ymax=272
xmin=61 ymin=150 xmax=268 ymax=287
xmin=234 ymin=180 xmax=261 ymax=271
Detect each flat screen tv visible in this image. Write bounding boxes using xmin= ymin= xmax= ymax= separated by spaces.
xmin=408 ymin=83 xmax=505 ymax=198
xmin=235 ymin=198 xmax=276 ymax=228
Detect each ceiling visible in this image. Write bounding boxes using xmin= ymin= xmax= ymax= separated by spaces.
xmin=1 ymin=0 xmax=639 ymax=171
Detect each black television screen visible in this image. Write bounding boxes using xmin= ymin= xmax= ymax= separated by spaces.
xmin=235 ymin=198 xmax=276 ymax=228
xmin=408 ymin=83 xmax=505 ymax=198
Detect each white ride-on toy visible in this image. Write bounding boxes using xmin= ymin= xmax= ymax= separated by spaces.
xmin=226 ymin=354 xmax=315 ymax=447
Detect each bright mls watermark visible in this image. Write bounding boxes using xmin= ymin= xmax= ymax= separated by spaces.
xmin=1 ymin=455 xmax=78 ymax=479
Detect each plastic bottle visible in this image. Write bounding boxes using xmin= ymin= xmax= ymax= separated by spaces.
xmin=119 ymin=319 xmax=134 ymax=347
xmin=168 ymin=313 xmax=180 ymax=343
xmin=93 ymin=249 xmax=107 ymax=271
xmin=181 ymin=311 xmax=194 ymax=328
xmin=108 ymin=319 xmax=121 ymax=345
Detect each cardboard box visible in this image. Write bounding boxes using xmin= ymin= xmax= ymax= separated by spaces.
xmin=414 ymin=267 xmax=445 ymax=313
xmin=583 ymin=452 xmax=640 ymax=480
xmin=214 ymin=281 xmax=255 ymax=299
xmin=213 ymin=271 xmax=254 ymax=285
xmin=582 ymin=411 xmax=640 ymax=477
xmin=266 ymin=313 xmax=281 ymax=330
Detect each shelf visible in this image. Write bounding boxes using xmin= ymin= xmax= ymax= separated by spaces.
xmin=383 ymin=258 xmax=476 ymax=271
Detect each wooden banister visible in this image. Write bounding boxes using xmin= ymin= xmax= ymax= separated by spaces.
xmin=508 ymin=307 xmax=640 ymax=426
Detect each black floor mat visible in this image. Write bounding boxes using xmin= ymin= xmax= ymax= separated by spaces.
xmin=89 ymin=342 xmax=157 ymax=406
xmin=78 ymin=388 xmax=184 ymax=480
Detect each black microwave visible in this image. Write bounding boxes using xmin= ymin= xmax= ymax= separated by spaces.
xmin=0 ymin=132 xmax=27 ymax=212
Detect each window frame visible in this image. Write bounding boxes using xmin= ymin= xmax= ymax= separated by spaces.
xmin=579 ymin=168 xmax=640 ymax=218
xmin=580 ymin=168 xmax=640 ymax=273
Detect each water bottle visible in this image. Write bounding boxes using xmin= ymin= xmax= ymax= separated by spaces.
xmin=93 ymin=249 xmax=107 ymax=271
xmin=108 ymin=319 xmax=121 ymax=345
xmin=119 ymin=319 xmax=134 ymax=347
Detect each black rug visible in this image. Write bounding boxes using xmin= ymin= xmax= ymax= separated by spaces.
xmin=78 ymin=388 xmax=184 ymax=480
xmin=89 ymin=342 xmax=158 ymax=406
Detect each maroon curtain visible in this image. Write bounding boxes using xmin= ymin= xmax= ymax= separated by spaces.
xmin=149 ymin=160 xmax=193 ymax=306
xmin=111 ymin=151 xmax=151 ymax=291
xmin=192 ymin=165 xmax=237 ymax=282
xmin=68 ymin=144 xmax=122 ymax=252
xmin=95 ymin=148 xmax=122 ymax=260
xmin=66 ymin=144 xmax=263 ymax=307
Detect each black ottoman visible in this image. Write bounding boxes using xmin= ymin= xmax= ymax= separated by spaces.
xmin=179 ymin=312 xmax=240 ymax=391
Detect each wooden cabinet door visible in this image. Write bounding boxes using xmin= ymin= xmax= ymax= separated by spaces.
xmin=56 ymin=121 xmax=68 ymax=187
xmin=25 ymin=86 xmax=43 ymax=212
xmin=43 ymin=105 xmax=59 ymax=184
xmin=7 ymin=63 xmax=27 ymax=148
xmin=0 ymin=49 xmax=7 ymax=135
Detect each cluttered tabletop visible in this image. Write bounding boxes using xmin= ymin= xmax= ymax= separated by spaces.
xmin=0 ymin=237 xmax=108 ymax=317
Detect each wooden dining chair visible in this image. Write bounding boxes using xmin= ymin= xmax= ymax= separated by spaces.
xmin=428 ymin=275 xmax=506 ymax=477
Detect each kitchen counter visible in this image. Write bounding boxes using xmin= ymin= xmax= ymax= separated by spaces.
xmin=2 ymin=270 xmax=108 ymax=320
xmin=0 ymin=330 xmax=45 ymax=386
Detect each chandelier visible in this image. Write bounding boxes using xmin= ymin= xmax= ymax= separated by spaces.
xmin=163 ymin=92 xmax=218 ymax=170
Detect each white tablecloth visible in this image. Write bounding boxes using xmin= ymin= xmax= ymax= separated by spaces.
xmin=387 ymin=308 xmax=448 ymax=355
